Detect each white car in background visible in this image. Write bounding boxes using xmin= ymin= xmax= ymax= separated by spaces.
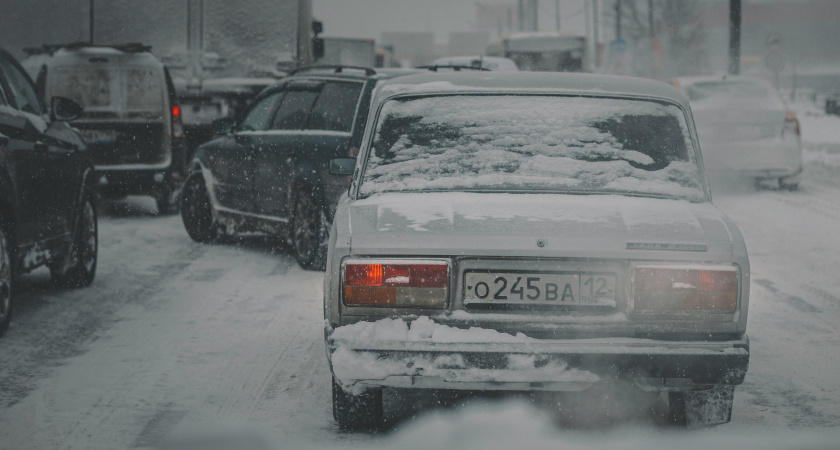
xmin=324 ymin=72 xmax=751 ymax=430
xmin=674 ymin=75 xmax=802 ymax=190
xmin=431 ymin=55 xmax=519 ymax=71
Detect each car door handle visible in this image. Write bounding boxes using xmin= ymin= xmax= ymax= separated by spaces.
xmin=34 ymin=141 xmax=48 ymax=152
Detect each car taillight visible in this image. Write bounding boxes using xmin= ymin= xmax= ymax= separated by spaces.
xmin=343 ymin=260 xmax=448 ymax=307
xmin=172 ymin=105 xmax=185 ymax=139
xmin=633 ymin=265 xmax=737 ymax=312
xmin=783 ymin=110 xmax=800 ymax=138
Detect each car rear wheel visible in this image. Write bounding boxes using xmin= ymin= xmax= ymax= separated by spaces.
xmin=291 ymin=188 xmax=328 ymax=271
xmin=50 ymin=197 xmax=98 ymax=288
xmin=0 ymin=223 xmax=12 ymax=338
xmin=668 ymin=385 xmax=734 ymax=427
xmin=181 ymin=174 xmax=218 ymax=243
xmin=332 ymin=376 xmax=383 ymax=430
xmin=779 ymin=177 xmax=799 ymax=191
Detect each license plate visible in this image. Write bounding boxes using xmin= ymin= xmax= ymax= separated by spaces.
xmin=80 ymin=129 xmax=117 ymax=144
xmin=464 ymin=272 xmax=616 ymax=306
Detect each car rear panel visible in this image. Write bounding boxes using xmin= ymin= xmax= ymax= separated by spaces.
xmin=75 ymin=121 xmax=169 ymax=167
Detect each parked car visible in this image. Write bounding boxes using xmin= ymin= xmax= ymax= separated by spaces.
xmin=323 ymin=72 xmax=751 ymax=429
xmin=0 ymin=47 xmax=98 ymax=337
xmin=673 ymin=75 xmax=802 ymax=190
xmin=431 ymin=55 xmax=519 ymax=71
xmin=21 ymin=42 xmax=186 ymax=212
xmin=180 ymin=65 xmax=423 ymax=270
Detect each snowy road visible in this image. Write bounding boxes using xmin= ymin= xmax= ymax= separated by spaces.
xmin=1 ymin=114 xmax=839 ymax=447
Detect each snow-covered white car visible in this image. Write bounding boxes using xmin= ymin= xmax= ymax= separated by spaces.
xmin=673 ymin=75 xmax=802 ymax=190
xmin=324 ymin=72 xmax=751 ymax=429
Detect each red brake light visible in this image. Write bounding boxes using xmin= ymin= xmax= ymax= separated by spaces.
xmin=343 ymin=261 xmax=448 ymax=307
xmin=171 ymin=105 xmax=185 ymax=139
xmin=634 ymin=266 xmax=737 ymax=312
xmin=783 ymin=110 xmax=800 ymax=137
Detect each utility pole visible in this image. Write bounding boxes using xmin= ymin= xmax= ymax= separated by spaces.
xmin=648 ymin=0 xmax=655 ymax=43
xmin=615 ymin=0 xmax=622 ymax=40
xmin=89 ymin=0 xmax=95 ymax=44
xmin=518 ymin=0 xmax=525 ymax=31
xmin=556 ymin=0 xmax=561 ymax=30
xmin=729 ymin=0 xmax=741 ymax=74
xmin=527 ymin=0 xmax=539 ymax=32
xmin=593 ymin=0 xmax=600 ymax=66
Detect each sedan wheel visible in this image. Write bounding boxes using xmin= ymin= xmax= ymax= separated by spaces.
xmin=181 ymin=174 xmax=218 ymax=243
xmin=50 ymin=197 xmax=97 ymax=288
xmin=0 ymin=225 xmax=12 ymax=337
xmin=291 ymin=190 xmax=328 ymax=271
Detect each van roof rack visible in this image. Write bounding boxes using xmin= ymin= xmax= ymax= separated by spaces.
xmin=417 ymin=65 xmax=491 ymax=72
xmin=23 ymin=42 xmax=152 ymax=56
xmin=288 ymin=65 xmax=377 ymax=76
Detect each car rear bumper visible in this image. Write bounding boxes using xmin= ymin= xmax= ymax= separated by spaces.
xmin=327 ymin=332 xmax=750 ymax=392
xmin=95 ymin=165 xmax=175 ymax=197
xmin=702 ymin=137 xmax=802 ymax=177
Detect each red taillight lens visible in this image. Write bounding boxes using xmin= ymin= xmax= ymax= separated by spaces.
xmin=344 ymin=261 xmax=448 ymax=307
xmin=172 ymin=105 xmax=185 ymax=139
xmin=783 ymin=110 xmax=800 ymax=137
xmin=634 ymin=266 xmax=737 ymax=312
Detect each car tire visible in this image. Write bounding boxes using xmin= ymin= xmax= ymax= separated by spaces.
xmin=50 ymin=196 xmax=98 ymax=288
xmin=0 ymin=222 xmax=13 ymax=338
xmin=181 ymin=173 xmax=218 ymax=244
xmin=779 ymin=177 xmax=799 ymax=191
xmin=291 ymin=187 xmax=328 ymax=271
xmin=332 ymin=376 xmax=383 ymax=430
xmin=668 ymin=385 xmax=734 ymax=427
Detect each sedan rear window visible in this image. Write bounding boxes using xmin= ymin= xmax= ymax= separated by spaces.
xmin=360 ymin=95 xmax=704 ymax=200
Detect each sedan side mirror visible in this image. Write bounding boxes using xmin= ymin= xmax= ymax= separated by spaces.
xmin=51 ymin=96 xmax=83 ymax=122
xmin=329 ymin=157 xmax=356 ymax=176
xmin=211 ymin=117 xmax=236 ymax=137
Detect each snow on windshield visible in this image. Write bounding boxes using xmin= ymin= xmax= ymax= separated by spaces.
xmin=359 ymin=95 xmax=705 ymax=200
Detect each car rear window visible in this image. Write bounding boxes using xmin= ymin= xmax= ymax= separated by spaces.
xmin=124 ymin=67 xmax=164 ymax=111
xmin=49 ymin=64 xmax=164 ymax=112
xmin=307 ymin=81 xmax=363 ymax=132
xmin=50 ymin=65 xmax=112 ymax=108
xmin=360 ymin=95 xmax=704 ymax=200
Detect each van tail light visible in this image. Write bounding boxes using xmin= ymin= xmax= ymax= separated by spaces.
xmin=633 ymin=266 xmax=737 ymax=312
xmin=171 ymin=104 xmax=185 ymax=139
xmin=343 ymin=260 xmax=448 ymax=307
xmin=783 ymin=110 xmax=800 ymax=138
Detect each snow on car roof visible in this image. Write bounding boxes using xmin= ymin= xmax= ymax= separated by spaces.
xmin=374 ymin=72 xmax=689 ymax=106
xmin=22 ymin=46 xmax=163 ymax=69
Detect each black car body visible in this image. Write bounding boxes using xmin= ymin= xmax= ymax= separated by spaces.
xmin=21 ymin=43 xmax=186 ymax=213
xmin=0 ymin=47 xmax=99 ymax=337
xmin=180 ymin=66 xmax=423 ymax=269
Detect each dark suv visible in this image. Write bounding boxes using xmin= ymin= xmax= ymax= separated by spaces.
xmin=0 ymin=47 xmax=98 ymax=337
xmin=21 ymin=43 xmax=185 ymax=213
xmin=180 ymin=66 xmax=422 ymax=269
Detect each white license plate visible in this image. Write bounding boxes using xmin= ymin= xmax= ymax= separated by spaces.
xmin=80 ymin=129 xmax=117 ymax=144
xmin=464 ymin=272 xmax=616 ymax=306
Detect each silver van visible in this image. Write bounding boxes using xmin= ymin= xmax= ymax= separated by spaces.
xmin=22 ymin=43 xmax=185 ymax=213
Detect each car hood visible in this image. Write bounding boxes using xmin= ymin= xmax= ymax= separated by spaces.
xmin=345 ymin=192 xmax=734 ymax=260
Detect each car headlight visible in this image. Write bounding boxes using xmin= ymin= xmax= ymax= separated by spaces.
xmin=342 ymin=259 xmax=449 ymax=307
xmin=632 ymin=264 xmax=738 ymax=312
